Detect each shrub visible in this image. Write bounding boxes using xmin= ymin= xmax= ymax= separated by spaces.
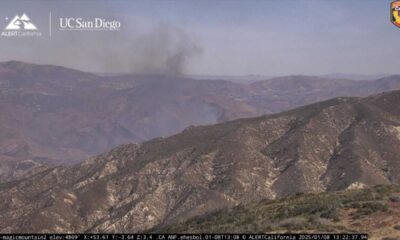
xmin=320 ymin=208 xmax=340 ymax=221
xmin=389 ymin=196 xmax=400 ymax=203
xmin=362 ymin=201 xmax=388 ymax=212
xmin=279 ymin=217 xmax=307 ymax=230
xmin=351 ymin=201 xmax=388 ymax=219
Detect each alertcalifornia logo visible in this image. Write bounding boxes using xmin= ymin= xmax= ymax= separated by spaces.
xmin=1 ymin=13 xmax=122 ymax=38
xmin=391 ymin=1 xmax=400 ymax=28
xmin=1 ymin=13 xmax=42 ymax=37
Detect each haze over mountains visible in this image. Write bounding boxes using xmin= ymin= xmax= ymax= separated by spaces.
xmin=1 ymin=89 xmax=400 ymax=233
xmin=1 ymin=61 xmax=400 ymax=182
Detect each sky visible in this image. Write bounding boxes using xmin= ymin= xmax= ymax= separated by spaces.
xmin=0 ymin=0 xmax=399 ymax=76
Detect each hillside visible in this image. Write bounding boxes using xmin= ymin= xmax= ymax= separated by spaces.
xmin=0 ymin=62 xmax=257 ymax=181
xmin=0 ymin=90 xmax=400 ymax=233
xmin=1 ymin=61 xmax=400 ymax=183
xmin=163 ymin=185 xmax=400 ymax=239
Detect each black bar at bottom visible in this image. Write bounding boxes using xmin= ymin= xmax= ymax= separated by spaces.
xmin=0 ymin=234 xmax=368 ymax=240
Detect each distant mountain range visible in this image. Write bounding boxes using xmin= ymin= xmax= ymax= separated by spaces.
xmin=320 ymin=73 xmax=391 ymax=81
xmin=1 ymin=61 xmax=400 ymax=183
xmin=1 ymin=89 xmax=400 ymax=233
xmin=107 ymin=73 xmax=392 ymax=82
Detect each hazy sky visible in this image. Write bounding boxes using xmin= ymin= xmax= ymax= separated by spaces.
xmin=0 ymin=0 xmax=399 ymax=76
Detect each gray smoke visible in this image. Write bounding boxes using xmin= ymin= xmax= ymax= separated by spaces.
xmin=0 ymin=20 xmax=203 ymax=76
xmin=129 ymin=24 xmax=203 ymax=76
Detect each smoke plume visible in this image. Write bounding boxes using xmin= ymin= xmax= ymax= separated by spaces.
xmin=129 ymin=24 xmax=203 ymax=76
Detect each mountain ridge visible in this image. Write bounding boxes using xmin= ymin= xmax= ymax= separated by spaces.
xmin=1 ymin=60 xmax=400 ymax=186
xmin=0 ymin=89 xmax=400 ymax=232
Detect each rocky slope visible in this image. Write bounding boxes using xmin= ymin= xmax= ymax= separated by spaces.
xmin=1 ymin=90 xmax=400 ymax=233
